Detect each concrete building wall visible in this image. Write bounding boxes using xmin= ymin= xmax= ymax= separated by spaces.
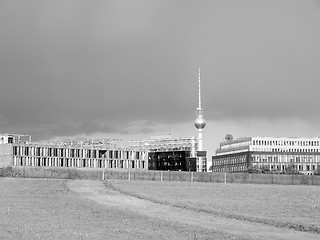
xmin=0 ymin=144 xmax=13 ymax=167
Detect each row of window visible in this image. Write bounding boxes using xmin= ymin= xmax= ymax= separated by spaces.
xmin=212 ymin=155 xmax=247 ymax=167
xmin=252 ymin=148 xmax=320 ymax=153
xmin=150 ymin=147 xmax=192 ymax=152
xmin=212 ymin=164 xmax=247 ymax=172
xmin=214 ymin=154 xmax=320 ymax=166
xmin=252 ymin=140 xmax=320 ymax=147
xmin=212 ymin=163 xmax=318 ymax=173
xmin=13 ymin=156 xmax=145 ymax=169
xmin=12 ymin=145 xmax=144 ymax=160
xmin=254 ymin=163 xmax=317 ymax=171
xmin=252 ymin=155 xmax=320 ymax=163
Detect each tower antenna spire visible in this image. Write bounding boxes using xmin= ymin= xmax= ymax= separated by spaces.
xmin=196 ymin=68 xmax=203 ymax=117
xmin=198 ymin=68 xmax=201 ymax=109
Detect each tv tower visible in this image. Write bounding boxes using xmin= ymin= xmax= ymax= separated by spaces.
xmin=194 ymin=68 xmax=206 ymax=171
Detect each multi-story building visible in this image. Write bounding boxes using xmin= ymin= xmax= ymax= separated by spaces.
xmin=212 ymin=136 xmax=320 ymax=175
xmin=130 ymin=135 xmax=205 ymax=171
xmin=0 ymin=133 xmax=147 ymax=170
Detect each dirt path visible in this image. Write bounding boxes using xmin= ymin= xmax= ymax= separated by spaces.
xmin=68 ymin=180 xmax=320 ymax=240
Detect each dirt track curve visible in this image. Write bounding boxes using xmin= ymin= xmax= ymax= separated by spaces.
xmin=68 ymin=180 xmax=320 ymax=240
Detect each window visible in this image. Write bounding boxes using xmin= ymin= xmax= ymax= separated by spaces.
xmin=54 ymin=148 xmax=58 ymax=157
xmin=13 ymin=146 xmax=18 ymax=155
xmin=36 ymin=148 xmax=41 ymax=156
xmin=25 ymin=147 xmax=29 ymax=155
xmin=59 ymin=149 xmax=64 ymax=157
xmin=48 ymin=148 xmax=52 ymax=156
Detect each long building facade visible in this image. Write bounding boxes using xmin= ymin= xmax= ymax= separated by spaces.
xmin=0 ymin=133 xmax=147 ymax=170
xmin=212 ymin=136 xmax=320 ymax=175
xmin=0 ymin=133 xmax=205 ymax=171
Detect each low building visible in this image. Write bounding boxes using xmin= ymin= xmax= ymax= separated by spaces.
xmin=212 ymin=136 xmax=320 ymax=175
xmin=0 ymin=133 xmax=147 ymax=170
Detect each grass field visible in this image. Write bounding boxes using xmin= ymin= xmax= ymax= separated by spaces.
xmin=0 ymin=178 xmax=251 ymax=240
xmin=108 ymin=179 xmax=320 ymax=233
xmin=2 ymin=177 xmax=320 ymax=239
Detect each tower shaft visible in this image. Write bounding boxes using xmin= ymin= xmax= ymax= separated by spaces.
xmin=198 ymin=129 xmax=203 ymax=151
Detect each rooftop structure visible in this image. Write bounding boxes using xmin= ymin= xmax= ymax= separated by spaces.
xmin=130 ymin=135 xmax=196 ymax=152
xmin=36 ymin=138 xmax=123 ymax=149
xmin=0 ymin=133 xmax=31 ymax=144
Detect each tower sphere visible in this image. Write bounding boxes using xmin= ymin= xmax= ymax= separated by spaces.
xmin=195 ymin=116 xmax=206 ymax=129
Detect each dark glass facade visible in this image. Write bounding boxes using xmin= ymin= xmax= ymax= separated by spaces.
xmin=148 ymin=150 xmax=196 ymax=171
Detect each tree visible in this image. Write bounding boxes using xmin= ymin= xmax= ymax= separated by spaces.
xmin=260 ymin=165 xmax=271 ymax=174
xmin=314 ymin=165 xmax=320 ymax=175
xmin=247 ymin=165 xmax=261 ymax=174
xmin=284 ymin=163 xmax=300 ymax=175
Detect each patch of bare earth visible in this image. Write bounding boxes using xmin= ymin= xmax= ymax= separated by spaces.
xmin=68 ymin=180 xmax=320 ymax=240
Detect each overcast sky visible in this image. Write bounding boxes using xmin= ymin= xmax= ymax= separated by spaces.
xmin=1 ymin=1 xmax=320 ymax=160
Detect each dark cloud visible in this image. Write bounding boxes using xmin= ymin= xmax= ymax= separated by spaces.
xmin=0 ymin=0 xmax=320 ymax=142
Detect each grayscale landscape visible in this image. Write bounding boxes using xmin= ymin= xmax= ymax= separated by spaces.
xmin=1 ymin=1 xmax=320 ymax=239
